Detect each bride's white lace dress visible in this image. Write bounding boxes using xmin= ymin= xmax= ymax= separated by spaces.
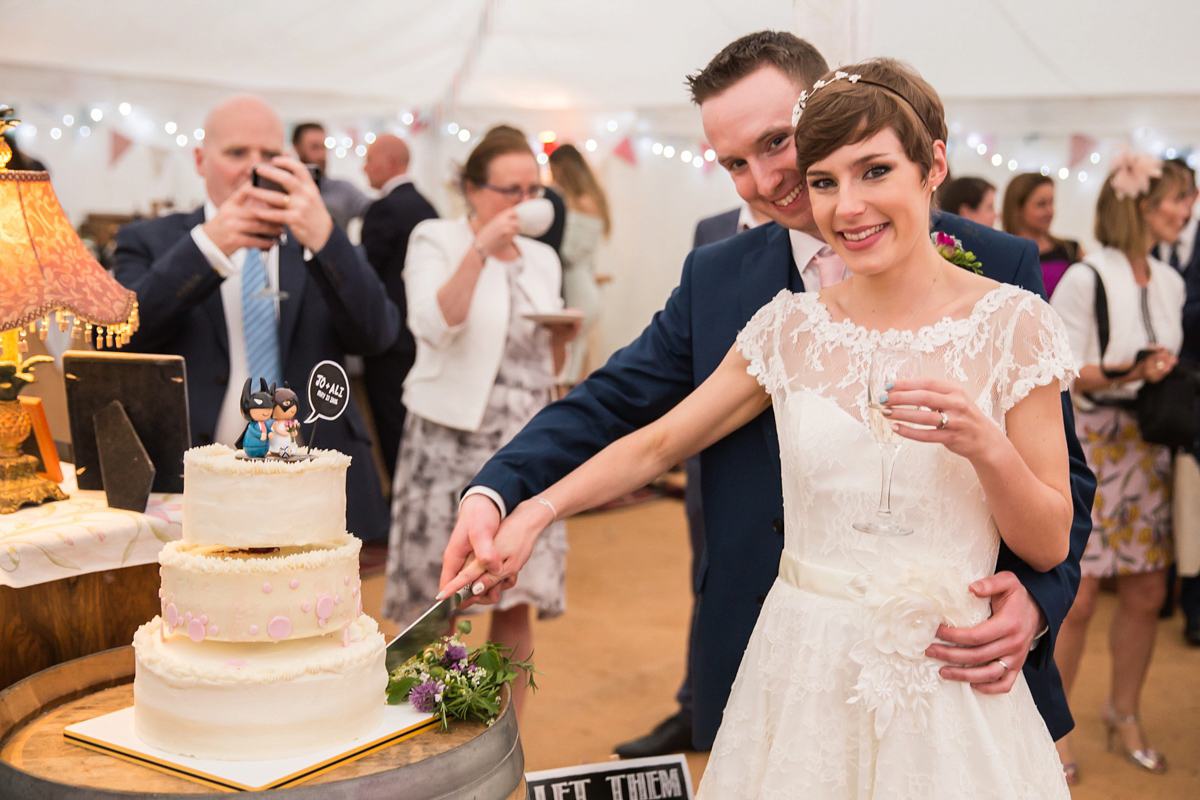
xmin=696 ymin=284 xmax=1074 ymax=800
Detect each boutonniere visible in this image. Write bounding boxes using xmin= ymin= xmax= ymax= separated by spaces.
xmin=931 ymin=232 xmax=983 ymax=274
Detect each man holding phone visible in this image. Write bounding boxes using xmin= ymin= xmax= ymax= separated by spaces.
xmin=112 ymin=94 xmax=400 ymax=543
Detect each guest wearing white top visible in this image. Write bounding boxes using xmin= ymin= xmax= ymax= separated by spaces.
xmin=1049 ymin=155 xmax=1192 ymax=782
xmin=383 ymin=133 xmax=573 ymax=717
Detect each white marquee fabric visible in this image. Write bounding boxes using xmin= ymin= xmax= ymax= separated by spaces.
xmin=3 ymin=0 xmax=1199 ymax=360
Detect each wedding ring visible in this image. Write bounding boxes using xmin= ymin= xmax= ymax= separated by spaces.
xmin=283 ymin=194 xmax=290 ymax=207
xmin=937 ymin=410 xmax=949 ymax=429
xmin=995 ymin=658 xmax=1010 ymax=675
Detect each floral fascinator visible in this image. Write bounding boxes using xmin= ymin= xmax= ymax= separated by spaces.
xmin=1109 ymin=148 xmax=1163 ymax=200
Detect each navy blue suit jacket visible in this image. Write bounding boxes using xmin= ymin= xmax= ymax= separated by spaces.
xmin=473 ymin=213 xmax=1094 ymax=745
xmin=693 ymin=208 xmax=741 ymax=249
xmin=112 ymin=208 xmax=401 ymax=542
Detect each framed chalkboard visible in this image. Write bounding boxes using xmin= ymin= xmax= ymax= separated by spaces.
xmin=63 ymin=351 xmax=190 ymax=493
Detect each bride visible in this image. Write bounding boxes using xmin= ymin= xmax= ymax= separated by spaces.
xmin=445 ymin=59 xmax=1074 ymax=798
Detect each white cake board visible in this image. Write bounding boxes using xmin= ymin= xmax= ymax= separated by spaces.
xmin=64 ymin=704 xmax=439 ymax=792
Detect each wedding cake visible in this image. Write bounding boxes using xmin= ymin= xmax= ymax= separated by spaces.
xmin=131 ymin=444 xmax=386 ymax=761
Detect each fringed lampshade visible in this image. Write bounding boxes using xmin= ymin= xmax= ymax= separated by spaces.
xmin=0 ymin=129 xmax=140 ymax=511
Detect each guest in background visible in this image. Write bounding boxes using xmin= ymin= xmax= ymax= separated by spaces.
xmin=1003 ymin=172 xmax=1083 ymax=298
xmin=1155 ymin=158 xmax=1199 ymax=275
xmin=383 ymin=133 xmax=575 ymax=716
xmin=1177 ymin=160 xmax=1200 ymax=647
xmin=548 ymin=144 xmax=611 ymax=385
xmin=613 ymin=200 xmax=767 ymax=759
xmin=292 ymin=122 xmax=372 ymax=231
xmin=939 ymin=176 xmax=997 ymax=228
xmin=484 ymin=125 xmax=567 ymax=258
xmin=360 ymin=133 xmax=439 ymax=483
xmin=1049 ymin=155 xmax=1191 ymax=782
xmin=112 ymin=95 xmax=398 ymax=545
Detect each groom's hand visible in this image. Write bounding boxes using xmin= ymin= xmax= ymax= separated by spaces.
xmin=438 ymin=494 xmax=503 ymax=605
xmin=924 ymin=571 xmax=1044 ymax=694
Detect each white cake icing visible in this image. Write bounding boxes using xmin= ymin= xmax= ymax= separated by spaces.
xmin=134 ymin=444 xmax=387 ymax=761
xmin=133 ymin=615 xmax=385 ymax=760
xmin=182 ymin=444 xmax=350 ymax=547
xmin=158 ymin=535 xmax=363 ymax=642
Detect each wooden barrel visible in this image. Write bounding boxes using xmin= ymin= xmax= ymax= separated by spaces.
xmin=0 ymin=647 xmax=525 ymax=798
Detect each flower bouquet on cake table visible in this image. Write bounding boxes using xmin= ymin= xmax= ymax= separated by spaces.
xmin=386 ymin=620 xmax=535 ymax=729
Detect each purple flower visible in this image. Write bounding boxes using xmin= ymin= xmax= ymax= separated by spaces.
xmin=443 ymin=643 xmax=468 ymax=664
xmin=409 ymin=680 xmax=443 ymax=713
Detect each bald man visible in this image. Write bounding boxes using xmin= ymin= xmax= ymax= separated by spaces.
xmin=112 ymin=95 xmax=400 ymax=542
xmin=360 ymin=133 xmax=439 ymax=481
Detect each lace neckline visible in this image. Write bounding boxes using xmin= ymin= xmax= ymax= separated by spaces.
xmin=804 ymin=283 xmax=1021 ymax=342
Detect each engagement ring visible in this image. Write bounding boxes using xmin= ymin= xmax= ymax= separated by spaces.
xmin=937 ymin=411 xmax=949 ymax=429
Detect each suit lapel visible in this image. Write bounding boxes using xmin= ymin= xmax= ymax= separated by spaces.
xmin=738 ymin=223 xmax=795 ymax=468
xmin=186 ymin=207 xmax=230 ymax=357
xmin=277 ymin=236 xmax=308 ymax=370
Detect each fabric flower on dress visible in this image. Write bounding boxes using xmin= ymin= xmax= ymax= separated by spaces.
xmin=846 ymin=560 xmax=981 ymax=737
xmin=1109 ymin=148 xmax=1163 ymax=200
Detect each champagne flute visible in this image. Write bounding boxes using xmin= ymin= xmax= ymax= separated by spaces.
xmin=855 ymin=347 xmax=923 ymax=536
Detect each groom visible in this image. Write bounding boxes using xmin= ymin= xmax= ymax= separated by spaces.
xmin=445 ymin=31 xmax=1096 ymax=750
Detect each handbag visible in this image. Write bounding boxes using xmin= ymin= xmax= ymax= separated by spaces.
xmin=1083 ymin=262 xmax=1200 ymax=449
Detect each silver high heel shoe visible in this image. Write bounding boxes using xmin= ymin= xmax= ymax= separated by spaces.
xmin=1101 ymin=701 xmax=1167 ymax=774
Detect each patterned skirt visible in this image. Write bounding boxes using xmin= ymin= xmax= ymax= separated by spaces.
xmin=1075 ymin=405 xmax=1173 ymax=577
xmin=382 ymin=383 xmax=568 ymax=624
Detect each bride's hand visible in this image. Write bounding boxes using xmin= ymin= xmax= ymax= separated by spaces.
xmin=438 ymin=497 xmax=554 ymax=603
xmin=880 ymin=377 xmax=1004 ymax=461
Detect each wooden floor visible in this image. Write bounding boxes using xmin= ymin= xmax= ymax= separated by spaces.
xmin=361 ymin=498 xmax=1200 ymax=798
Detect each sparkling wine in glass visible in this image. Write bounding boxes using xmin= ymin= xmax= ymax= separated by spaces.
xmin=855 ymin=347 xmax=924 ymax=536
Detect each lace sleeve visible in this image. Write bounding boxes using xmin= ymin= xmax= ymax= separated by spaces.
xmin=996 ymin=292 xmax=1078 ymax=415
xmin=735 ymin=289 xmax=794 ymax=394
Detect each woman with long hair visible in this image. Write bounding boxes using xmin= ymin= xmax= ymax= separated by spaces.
xmin=548 ymin=143 xmax=611 ymax=384
xmin=1048 ymin=154 xmax=1191 ymax=783
xmin=1003 ymin=172 xmax=1083 ymax=297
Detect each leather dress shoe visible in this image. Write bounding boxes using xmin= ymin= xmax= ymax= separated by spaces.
xmin=1185 ymin=621 xmax=1200 ymax=647
xmin=614 ymin=711 xmax=694 ymax=758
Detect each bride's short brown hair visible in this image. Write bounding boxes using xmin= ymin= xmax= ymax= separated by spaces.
xmin=794 ymin=59 xmax=946 ymax=182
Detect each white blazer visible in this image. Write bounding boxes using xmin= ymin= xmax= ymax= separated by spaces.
xmin=402 ymin=217 xmax=564 ymax=432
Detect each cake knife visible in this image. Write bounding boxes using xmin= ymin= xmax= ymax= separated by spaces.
xmin=384 ymin=587 xmax=471 ymax=672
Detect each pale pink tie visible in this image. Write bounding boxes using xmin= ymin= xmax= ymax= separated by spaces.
xmin=809 ymin=246 xmax=846 ymax=289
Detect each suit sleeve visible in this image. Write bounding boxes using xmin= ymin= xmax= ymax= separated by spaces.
xmin=302 ymin=225 xmax=401 ymax=356
xmin=359 ymin=202 xmax=396 ymax=279
xmin=1183 ymin=255 xmax=1200 ymax=360
xmin=471 ymin=251 xmax=702 ymax=511
xmin=997 ymin=237 xmax=1095 ymax=669
xmin=111 ymin=220 xmax=226 ymax=352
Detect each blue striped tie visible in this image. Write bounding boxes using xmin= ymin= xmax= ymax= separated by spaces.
xmin=241 ymin=247 xmax=281 ymax=386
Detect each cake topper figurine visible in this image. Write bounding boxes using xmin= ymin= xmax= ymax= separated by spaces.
xmin=268 ymin=384 xmax=301 ymax=458
xmin=235 ymin=378 xmax=274 ymax=458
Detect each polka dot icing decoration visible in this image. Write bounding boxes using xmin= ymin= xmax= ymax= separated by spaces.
xmin=262 ymin=582 xmax=273 ymax=593
xmin=267 ymin=616 xmax=293 ymax=640
xmin=188 ymin=619 xmax=206 ymax=642
xmin=290 ymin=579 xmax=300 ymax=589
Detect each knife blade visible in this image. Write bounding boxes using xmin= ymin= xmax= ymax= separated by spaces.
xmin=384 ymin=587 xmax=471 ymax=672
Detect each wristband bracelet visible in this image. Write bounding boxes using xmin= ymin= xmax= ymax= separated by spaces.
xmin=533 ymin=496 xmax=558 ymax=521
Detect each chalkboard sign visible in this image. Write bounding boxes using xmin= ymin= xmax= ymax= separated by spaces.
xmin=525 ymin=754 xmax=693 ymax=800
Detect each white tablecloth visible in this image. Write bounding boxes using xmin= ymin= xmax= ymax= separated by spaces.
xmin=0 ymin=470 xmax=183 ymax=589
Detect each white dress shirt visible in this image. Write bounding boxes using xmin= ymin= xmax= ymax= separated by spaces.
xmin=791 ymin=229 xmax=843 ymax=291
xmin=189 ymin=200 xmax=283 ymax=447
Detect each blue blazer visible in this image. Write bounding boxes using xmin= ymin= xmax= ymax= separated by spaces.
xmin=112 ymin=208 xmax=401 ymax=543
xmin=693 ymin=208 xmax=741 ymax=249
xmin=473 ymin=213 xmax=1095 ymax=745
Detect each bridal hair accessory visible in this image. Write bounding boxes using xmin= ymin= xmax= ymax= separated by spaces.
xmin=1109 ymin=148 xmax=1163 ymax=200
xmin=792 ymin=71 xmax=861 ymax=126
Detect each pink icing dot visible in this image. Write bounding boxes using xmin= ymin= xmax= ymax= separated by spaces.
xmin=209 ymin=624 xmax=219 ymax=635
xmin=343 ymin=574 xmax=350 ymax=585
xmin=357 ymin=597 xmax=363 ymax=615
xmin=289 ymin=579 xmax=299 ymax=590
xmin=334 ymin=595 xmax=341 ymax=605
xmin=318 ymin=618 xmax=326 ymax=628
xmin=225 ymin=659 xmax=247 ymax=669
xmin=248 ymin=624 xmax=259 ymax=635
xmin=262 ymin=582 xmax=273 ymax=593
xmin=301 ymin=602 xmax=311 ymax=612
xmin=343 ymin=626 xmax=350 ymax=647
xmin=315 ymin=595 xmax=335 ymax=621
xmin=165 ymin=604 xmax=180 ymax=627
xmin=157 ymin=588 xmax=163 ymax=599
xmin=351 ymin=587 xmax=359 ymax=597
xmin=187 ymin=619 xmax=206 ymax=642
xmin=267 ymin=616 xmax=292 ymax=640
xmin=199 ymin=615 xmax=208 ymax=625
xmin=184 ymin=612 xmax=192 ymax=623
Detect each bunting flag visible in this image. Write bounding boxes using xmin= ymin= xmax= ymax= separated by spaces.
xmin=1068 ymin=133 xmax=1098 ymax=169
xmin=109 ymin=130 xmax=133 ymax=167
xmin=612 ymin=136 xmax=636 ymax=166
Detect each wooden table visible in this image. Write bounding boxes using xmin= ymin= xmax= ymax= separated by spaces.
xmin=0 ymin=649 xmax=526 ymax=798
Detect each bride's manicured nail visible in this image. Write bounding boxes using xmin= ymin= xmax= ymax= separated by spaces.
xmin=472 ymin=582 xmax=485 ymax=595
xmin=891 ymin=423 xmax=900 ymax=431
xmin=435 ymin=589 xmax=446 ymax=600
xmin=884 ymin=380 xmax=895 ymax=390
xmin=882 ymin=408 xmax=892 ymax=416
xmin=878 ymin=392 xmax=888 ymax=404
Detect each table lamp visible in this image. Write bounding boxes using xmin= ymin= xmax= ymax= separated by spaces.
xmin=0 ymin=113 xmax=139 ymax=512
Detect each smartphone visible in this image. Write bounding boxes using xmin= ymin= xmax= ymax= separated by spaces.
xmin=250 ymin=163 xmax=320 ymax=194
